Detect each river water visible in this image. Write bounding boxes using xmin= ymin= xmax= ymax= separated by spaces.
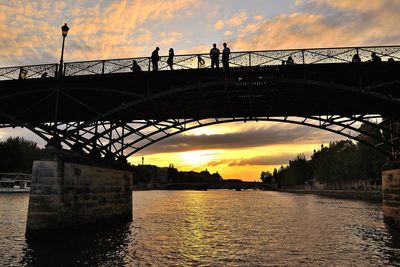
xmin=1 ymin=190 xmax=400 ymax=266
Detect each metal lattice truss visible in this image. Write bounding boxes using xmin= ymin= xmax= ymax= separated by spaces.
xmin=25 ymin=114 xmax=400 ymax=160
xmin=1 ymin=45 xmax=400 ymax=80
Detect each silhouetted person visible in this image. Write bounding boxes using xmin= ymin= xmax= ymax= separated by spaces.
xmin=167 ymin=48 xmax=174 ymax=70
xmin=41 ymin=72 xmax=48 ymax=78
xmin=286 ymin=56 xmax=294 ymax=65
xmin=388 ymin=57 xmax=395 ymax=62
xmin=18 ymin=67 xmax=27 ymax=79
xmin=371 ymin=52 xmax=382 ymax=63
xmin=352 ymin=54 xmax=361 ymax=63
xmin=131 ymin=60 xmax=142 ymax=72
xmin=210 ymin=43 xmax=220 ymax=69
xmin=198 ymin=55 xmax=205 ymax=68
xmin=151 ymin=47 xmax=161 ymax=71
xmin=222 ymin=42 xmax=230 ymax=70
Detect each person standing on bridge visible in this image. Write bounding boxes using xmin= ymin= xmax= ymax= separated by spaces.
xmin=167 ymin=48 xmax=174 ymax=70
xmin=151 ymin=47 xmax=161 ymax=71
xmin=210 ymin=43 xmax=220 ymax=69
xmin=222 ymin=42 xmax=230 ymax=70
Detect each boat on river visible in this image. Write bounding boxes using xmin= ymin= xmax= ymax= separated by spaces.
xmin=0 ymin=173 xmax=31 ymax=193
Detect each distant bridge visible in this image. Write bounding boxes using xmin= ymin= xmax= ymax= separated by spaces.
xmin=0 ymin=45 xmax=399 ymax=159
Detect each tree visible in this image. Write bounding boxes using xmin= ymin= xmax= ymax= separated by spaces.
xmin=0 ymin=137 xmax=43 ymax=173
xmin=260 ymin=171 xmax=272 ymax=183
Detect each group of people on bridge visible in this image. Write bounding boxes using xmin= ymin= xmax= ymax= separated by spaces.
xmin=131 ymin=45 xmax=396 ymax=73
xmin=132 ymin=43 xmax=232 ymax=72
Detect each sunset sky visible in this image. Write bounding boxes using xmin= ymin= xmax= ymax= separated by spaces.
xmin=1 ymin=0 xmax=400 ymax=180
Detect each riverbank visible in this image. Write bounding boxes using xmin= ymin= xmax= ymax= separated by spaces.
xmin=277 ymin=189 xmax=382 ymax=202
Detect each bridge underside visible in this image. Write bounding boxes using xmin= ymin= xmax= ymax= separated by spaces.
xmin=0 ymin=63 xmax=399 ymax=158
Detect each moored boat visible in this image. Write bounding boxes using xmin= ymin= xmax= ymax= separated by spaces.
xmin=0 ymin=173 xmax=31 ymax=193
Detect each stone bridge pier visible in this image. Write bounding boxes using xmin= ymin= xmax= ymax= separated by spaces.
xmin=382 ymin=160 xmax=400 ymax=227
xmin=25 ymin=149 xmax=132 ymax=238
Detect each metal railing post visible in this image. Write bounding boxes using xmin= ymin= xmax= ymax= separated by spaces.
xmin=55 ymin=64 xmax=59 ymax=78
xmin=148 ymin=58 xmax=151 ymax=72
xmin=101 ymin=60 xmax=105 ymax=74
xmin=249 ymin=52 xmax=252 ymax=66
xmin=301 ymin=50 xmax=305 ymax=64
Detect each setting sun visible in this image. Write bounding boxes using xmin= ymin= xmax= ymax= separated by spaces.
xmin=179 ymin=150 xmax=216 ymax=166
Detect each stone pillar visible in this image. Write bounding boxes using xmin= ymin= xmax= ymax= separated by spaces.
xmin=382 ymin=160 xmax=400 ymax=227
xmin=26 ymin=151 xmax=132 ymax=238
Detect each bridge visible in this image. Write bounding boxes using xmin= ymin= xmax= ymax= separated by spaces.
xmin=1 ymin=45 xmax=400 ymax=235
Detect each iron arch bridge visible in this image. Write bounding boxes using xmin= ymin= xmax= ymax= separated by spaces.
xmin=0 ymin=45 xmax=399 ymax=160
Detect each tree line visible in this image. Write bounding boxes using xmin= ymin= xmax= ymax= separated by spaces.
xmin=261 ymin=140 xmax=387 ymax=189
xmin=261 ymin=136 xmax=396 ymax=189
xmin=0 ymin=137 xmax=43 ymax=173
xmin=259 ymin=120 xmax=400 ymax=189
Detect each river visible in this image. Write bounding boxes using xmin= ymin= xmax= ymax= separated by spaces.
xmin=1 ymin=190 xmax=400 ymax=266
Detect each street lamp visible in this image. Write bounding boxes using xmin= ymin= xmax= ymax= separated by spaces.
xmin=59 ymin=23 xmax=69 ymax=77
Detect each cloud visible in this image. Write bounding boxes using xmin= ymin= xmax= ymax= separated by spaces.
xmin=2 ymin=0 xmax=400 ymax=67
xmin=228 ymin=10 xmax=247 ymax=27
xmin=207 ymin=153 xmax=305 ymax=167
xmin=253 ymin=15 xmax=263 ymax=21
xmin=0 ymin=0 xmax=198 ymax=66
xmin=214 ymin=20 xmax=224 ymax=30
xmin=214 ymin=10 xmax=248 ymax=31
xmin=158 ymin=32 xmax=183 ymax=46
xmin=224 ymin=30 xmax=233 ymax=36
xmin=232 ymin=0 xmax=400 ymax=50
xmin=138 ymin=123 xmax=338 ymax=154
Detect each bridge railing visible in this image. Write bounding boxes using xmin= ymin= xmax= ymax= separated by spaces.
xmin=63 ymin=45 xmax=400 ymax=77
xmin=1 ymin=45 xmax=399 ymax=80
xmin=0 ymin=64 xmax=58 ymax=81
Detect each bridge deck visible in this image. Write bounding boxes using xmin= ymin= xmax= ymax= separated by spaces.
xmin=0 ymin=62 xmax=399 ymax=124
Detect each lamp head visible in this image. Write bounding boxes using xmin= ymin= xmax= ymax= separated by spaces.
xmin=61 ymin=23 xmax=69 ymax=37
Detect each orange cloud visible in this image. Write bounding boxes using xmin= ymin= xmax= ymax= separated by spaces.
xmin=0 ymin=0 xmax=198 ymax=66
xmin=232 ymin=1 xmax=400 ymax=51
xmin=214 ymin=10 xmax=248 ymax=31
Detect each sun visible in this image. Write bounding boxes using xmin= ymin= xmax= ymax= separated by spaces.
xmin=179 ymin=150 xmax=215 ymax=166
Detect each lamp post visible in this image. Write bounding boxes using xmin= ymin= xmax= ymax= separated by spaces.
xmin=59 ymin=23 xmax=69 ymax=77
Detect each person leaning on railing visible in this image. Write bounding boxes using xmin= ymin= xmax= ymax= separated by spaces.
xmin=286 ymin=56 xmax=294 ymax=65
xmin=352 ymin=54 xmax=361 ymax=63
xmin=371 ymin=52 xmax=382 ymax=63
xmin=131 ymin=60 xmax=142 ymax=72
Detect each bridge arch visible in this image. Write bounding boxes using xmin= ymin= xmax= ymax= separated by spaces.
xmin=1 ymin=64 xmax=399 ymax=159
xmin=14 ymin=74 xmax=396 ymax=160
